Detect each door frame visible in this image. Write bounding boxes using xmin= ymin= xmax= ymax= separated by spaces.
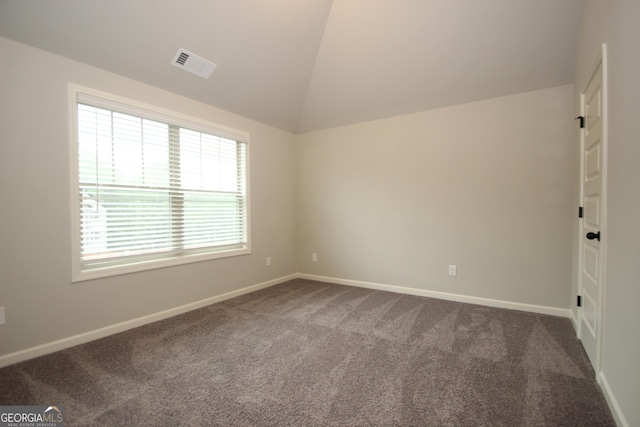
xmin=577 ymin=43 xmax=608 ymax=376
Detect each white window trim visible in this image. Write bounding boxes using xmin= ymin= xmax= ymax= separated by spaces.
xmin=68 ymin=84 xmax=251 ymax=282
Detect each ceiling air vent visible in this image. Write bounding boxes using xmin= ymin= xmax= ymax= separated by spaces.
xmin=171 ymin=48 xmax=217 ymax=79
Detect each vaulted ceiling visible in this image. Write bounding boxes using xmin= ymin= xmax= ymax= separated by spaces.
xmin=0 ymin=0 xmax=583 ymax=133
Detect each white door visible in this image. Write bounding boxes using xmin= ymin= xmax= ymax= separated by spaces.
xmin=579 ymin=59 xmax=606 ymax=369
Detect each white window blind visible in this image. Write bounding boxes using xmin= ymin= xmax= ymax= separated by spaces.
xmin=71 ymin=87 xmax=250 ymax=281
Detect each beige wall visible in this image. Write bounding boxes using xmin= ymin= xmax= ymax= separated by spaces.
xmin=0 ymin=37 xmax=297 ymax=356
xmin=296 ymin=85 xmax=574 ymax=309
xmin=572 ymin=1 xmax=640 ymax=425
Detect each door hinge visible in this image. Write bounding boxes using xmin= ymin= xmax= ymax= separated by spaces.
xmin=575 ymin=116 xmax=585 ymax=129
xmin=577 ymin=295 xmax=582 ymax=307
xmin=579 ymin=206 xmax=583 ymax=218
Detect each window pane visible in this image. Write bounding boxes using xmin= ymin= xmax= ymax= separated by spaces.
xmin=142 ymin=120 xmax=170 ymax=187
xmin=180 ymin=130 xmax=241 ymax=192
xmin=112 ymin=112 xmax=143 ymax=185
xmin=183 ymin=192 xmax=245 ymax=249
xmin=78 ymin=107 xmax=175 ymax=262
xmin=80 ymin=186 xmax=172 ymax=261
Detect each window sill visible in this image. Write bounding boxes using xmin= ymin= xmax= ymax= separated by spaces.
xmin=72 ymin=246 xmax=251 ymax=282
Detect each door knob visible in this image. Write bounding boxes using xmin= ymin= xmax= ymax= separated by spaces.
xmin=586 ymin=231 xmax=600 ymax=241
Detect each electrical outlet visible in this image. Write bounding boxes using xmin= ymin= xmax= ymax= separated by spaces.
xmin=0 ymin=307 xmax=5 ymax=325
xmin=312 ymin=253 xmax=318 ymax=262
xmin=266 ymin=256 xmax=271 ymax=267
xmin=448 ymin=265 xmax=457 ymax=277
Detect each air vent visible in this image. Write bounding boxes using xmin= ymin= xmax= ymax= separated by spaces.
xmin=171 ymin=48 xmax=217 ymax=79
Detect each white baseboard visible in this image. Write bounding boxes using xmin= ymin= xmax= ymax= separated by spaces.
xmin=598 ymin=372 xmax=629 ymax=427
xmin=297 ymin=273 xmax=571 ymax=318
xmin=0 ymin=274 xmax=297 ymax=369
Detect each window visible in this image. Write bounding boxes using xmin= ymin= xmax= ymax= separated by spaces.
xmin=70 ymin=85 xmax=250 ymax=281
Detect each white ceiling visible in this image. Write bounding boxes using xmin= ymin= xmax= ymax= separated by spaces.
xmin=0 ymin=0 xmax=583 ymax=133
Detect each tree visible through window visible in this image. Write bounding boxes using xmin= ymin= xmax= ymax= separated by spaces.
xmin=71 ymin=88 xmax=249 ymax=281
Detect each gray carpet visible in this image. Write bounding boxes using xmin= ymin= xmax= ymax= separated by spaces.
xmin=0 ymin=279 xmax=615 ymax=426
